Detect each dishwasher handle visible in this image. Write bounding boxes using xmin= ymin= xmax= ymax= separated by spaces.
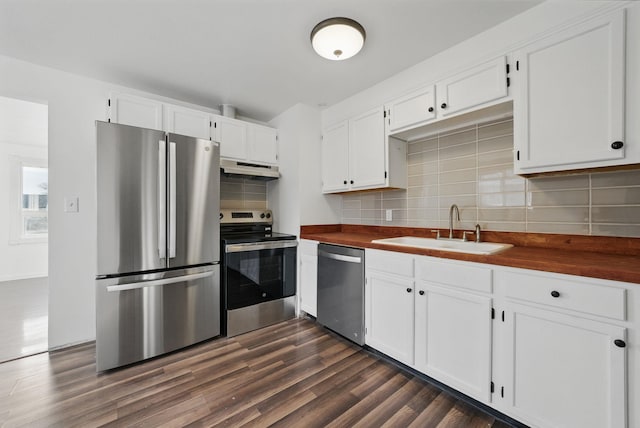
xmin=318 ymin=250 xmax=362 ymax=264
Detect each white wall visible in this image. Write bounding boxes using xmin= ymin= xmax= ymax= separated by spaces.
xmin=0 ymin=55 xmax=227 ymax=349
xmin=267 ymin=103 xmax=340 ymax=235
xmin=0 ymin=97 xmax=48 ymax=281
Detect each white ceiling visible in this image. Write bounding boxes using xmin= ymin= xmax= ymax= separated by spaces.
xmin=0 ymin=0 xmax=541 ymax=122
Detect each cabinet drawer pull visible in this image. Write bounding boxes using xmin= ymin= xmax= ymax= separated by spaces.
xmin=419 ymin=290 xmax=425 ymax=295
xmin=614 ymin=339 xmax=626 ymax=348
xmin=406 ymin=288 xmax=412 ymax=293
xmin=550 ymin=290 xmax=560 ymax=298
xmin=611 ymin=141 xmax=624 ymax=150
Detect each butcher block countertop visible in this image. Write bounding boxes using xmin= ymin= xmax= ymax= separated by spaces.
xmin=300 ymin=225 xmax=640 ymax=285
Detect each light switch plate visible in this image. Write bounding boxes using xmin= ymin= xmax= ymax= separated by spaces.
xmin=385 ymin=209 xmax=393 ymax=221
xmin=64 ymin=197 xmax=79 ymax=213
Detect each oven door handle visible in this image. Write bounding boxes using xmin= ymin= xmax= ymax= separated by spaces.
xmin=225 ymin=241 xmax=298 ymax=253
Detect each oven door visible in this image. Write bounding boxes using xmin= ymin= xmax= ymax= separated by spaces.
xmin=224 ymin=240 xmax=297 ymax=310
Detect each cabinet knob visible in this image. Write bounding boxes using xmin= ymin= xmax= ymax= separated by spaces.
xmin=406 ymin=288 xmax=412 ymax=293
xmin=611 ymin=141 xmax=624 ymax=150
xmin=419 ymin=290 xmax=425 ymax=295
xmin=428 ymin=107 xmax=434 ymax=113
xmin=440 ymin=103 xmax=447 ymax=109
xmin=550 ymin=290 xmax=560 ymax=298
xmin=343 ymin=180 xmax=347 ymax=185
xmin=350 ymin=180 xmax=354 ymax=185
xmin=614 ymin=339 xmax=626 ymax=348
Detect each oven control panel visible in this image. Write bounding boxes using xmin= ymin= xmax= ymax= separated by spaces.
xmin=220 ymin=209 xmax=272 ymax=224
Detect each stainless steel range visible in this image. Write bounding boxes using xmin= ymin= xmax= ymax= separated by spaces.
xmin=220 ymin=209 xmax=297 ymax=337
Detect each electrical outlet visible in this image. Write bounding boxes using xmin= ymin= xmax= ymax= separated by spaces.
xmin=385 ymin=209 xmax=393 ymax=221
xmin=64 ymin=197 xmax=79 ymax=213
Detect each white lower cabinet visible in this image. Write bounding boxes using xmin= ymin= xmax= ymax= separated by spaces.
xmin=363 ymin=248 xmax=632 ymax=428
xmin=299 ymin=239 xmax=318 ymax=317
xmin=414 ymin=282 xmax=492 ymax=402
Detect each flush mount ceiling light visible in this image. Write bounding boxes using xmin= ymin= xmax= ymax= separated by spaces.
xmin=310 ymin=17 xmax=366 ymax=61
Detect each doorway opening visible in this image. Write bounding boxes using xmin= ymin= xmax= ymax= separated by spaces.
xmin=0 ymin=95 xmax=48 ymax=363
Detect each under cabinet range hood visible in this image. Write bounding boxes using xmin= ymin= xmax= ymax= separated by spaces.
xmin=220 ymin=159 xmax=279 ymax=181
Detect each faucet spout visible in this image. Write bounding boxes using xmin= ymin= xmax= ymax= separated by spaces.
xmin=449 ymin=204 xmax=460 ymax=239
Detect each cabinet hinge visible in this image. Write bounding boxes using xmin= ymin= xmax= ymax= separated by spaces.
xmin=108 ymin=118 xmax=111 ymax=123
xmin=384 ymin=171 xmax=388 ymax=179
xmin=516 ymin=60 xmax=520 ymax=71
xmin=491 ymin=308 xmax=495 ymax=319
xmin=384 ymin=110 xmax=387 ymax=118
xmin=506 ymin=64 xmax=510 ymax=74
xmin=501 ymin=386 xmax=504 ymax=398
xmin=506 ymin=77 xmax=510 ymax=87
xmin=491 ymin=381 xmax=495 ymax=393
xmin=108 ymin=98 xmax=111 ymax=107
xmin=502 ymin=311 xmax=505 ymax=322
xmin=516 ymin=150 xmax=520 ymax=161
xmin=214 ymin=122 xmax=217 ymax=128
xmin=276 ymin=154 xmax=278 ymax=160
xmin=209 ymin=121 xmax=212 ymax=127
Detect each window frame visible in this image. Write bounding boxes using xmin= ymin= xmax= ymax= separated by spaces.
xmin=10 ymin=156 xmax=48 ymax=244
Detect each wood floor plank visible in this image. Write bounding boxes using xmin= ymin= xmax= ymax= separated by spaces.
xmin=0 ymin=318 xmax=518 ymax=428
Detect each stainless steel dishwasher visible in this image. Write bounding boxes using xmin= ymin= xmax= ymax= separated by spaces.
xmin=317 ymin=244 xmax=365 ymax=345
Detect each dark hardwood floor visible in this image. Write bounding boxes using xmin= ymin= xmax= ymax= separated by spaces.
xmin=0 ymin=318 xmax=515 ymax=427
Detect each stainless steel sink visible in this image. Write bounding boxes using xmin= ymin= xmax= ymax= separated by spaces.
xmin=371 ymin=236 xmax=513 ymax=255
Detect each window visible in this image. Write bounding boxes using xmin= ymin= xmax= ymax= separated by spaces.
xmin=21 ymin=166 xmax=48 ymax=236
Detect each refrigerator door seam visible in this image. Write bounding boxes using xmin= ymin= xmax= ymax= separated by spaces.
xmin=158 ymin=139 xmax=167 ymax=259
xmin=169 ymin=141 xmax=177 ymax=258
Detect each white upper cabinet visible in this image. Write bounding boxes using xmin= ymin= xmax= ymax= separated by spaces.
xmin=165 ymin=104 xmax=211 ymax=140
xmin=248 ymin=124 xmax=278 ymax=165
xmin=435 ymin=56 xmax=508 ymax=118
xmin=213 ymin=115 xmax=278 ymax=165
xmin=513 ymin=10 xmax=625 ymax=174
xmin=109 ymin=92 xmax=163 ymax=131
xmin=349 ymin=106 xmax=387 ymax=190
xmin=321 ymin=121 xmax=349 ymax=193
xmin=385 ymin=85 xmax=436 ymax=134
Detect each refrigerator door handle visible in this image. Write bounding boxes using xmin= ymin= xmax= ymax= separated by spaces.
xmin=158 ymin=139 xmax=167 ymax=259
xmin=106 ymin=270 xmax=213 ymax=292
xmin=169 ymin=141 xmax=177 ymax=258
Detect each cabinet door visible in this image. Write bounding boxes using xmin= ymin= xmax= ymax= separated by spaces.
xmin=321 ymin=121 xmax=350 ymax=193
xmin=365 ymin=271 xmax=414 ymax=365
xmin=165 ymin=105 xmax=211 ymax=140
xmin=214 ymin=115 xmax=248 ymax=160
xmin=299 ymin=240 xmax=318 ymax=317
xmin=349 ymin=106 xmax=386 ymax=190
xmin=248 ymin=124 xmax=278 ymax=165
xmin=504 ymin=302 xmax=626 ymax=428
xmin=436 ymin=56 xmax=508 ymax=118
xmin=514 ymin=11 xmax=625 ymax=173
xmin=415 ymin=282 xmax=492 ymax=402
xmin=386 ymin=85 xmax=436 ymax=133
xmin=109 ymin=93 xmax=163 ymax=131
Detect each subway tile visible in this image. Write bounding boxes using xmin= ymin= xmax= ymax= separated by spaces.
xmin=439 ymin=141 xmax=476 ymax=160
xmin=439 ymin=195 xmax=477 ymax=209
xmin=526 ymin=222 xmax=590 ymax=235
xmin=244 ymin=192 xmax=267 ymax=201
xmin=591 ymin=223 xmax=640 ymax=238
xmin=244 ymin=184 xmax=266 ymax=194
xmin=407 ymin=185 xmax=439 ymax=198
xmin=478 ymin=207 xmax=526 ymax=222
xmin=526 ymin=207 xmax=589 ymax=223
xmin=478 ymin=149 xmax=513 ymax=168
xmin=382 ymin=198 xmax=407 ymax=209
xmin=220 ymin=191 xmax=243 ymax=201
xmin=478 ymin=192 xmax=525 ymax=208
xmin=220 ymin=182 xmax=243 ymax=193
xmin=342 ymin=200 xmax=361 ymax=210
xmin=440 ymin=124 xmax=476 ymax=136
xmin=439 ymin=155 xmax=476 ymax=172
xmin=439 ymin=168 xmax=476 ymax=185
xmin=527 ymin=189 xmax=589 ymax=207
xmin=360 ymin=196 xmax=382 ymax=209
xmin=591 ymin=169 xmax=640 ymax=188
xmin=408 ymin=196 xmax=438 ymax=209
xmin=220 ymin=199 xmax=243 ymax=209
xmin=438 ymin=206 xmax=477 ymax=224
xmin=408 ymin=161 xmax=438 ymax=176
xmin=408 ymin=137 xmax=438 ymax=154
xmin=439 ymin=128 xmax=476 ymax=147
xmin=243 ymin=200 xmax=267 ymax=209
xmin=527 ymin=174 xmax=589 ymax=191
xmin=361 ymin=209 xmax=382 ymax=220
xmin=409 ymin=174 xmax=438 ymax=187
xmin=592 ymin=206 xmax=640 ymax=224
xmin=408 ymin=150 xmax=439 ymax=165
xmin=439 ymin=181 xmax=477 ymax=196
xmin=382 ymin=189 xmax=407 ymax=199
xmin=480 ymin=221 xmax=526 ymax=233
xmin=342 ymin=209 xmax=361 ymax=219
xmin=384 ymin=218 xmax=408 ymax=226
xmin=342 ymin=193 xmax=363 ymax=202
xmin=592 ymin=187 xmax=640 ymax=206
xmin=478 ymin=119 xmax=513 ymax=140
xmin=478 ymin=134 xmax=513 ymax=153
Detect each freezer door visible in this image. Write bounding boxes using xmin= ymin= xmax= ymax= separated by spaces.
xmin=95 ymin=265 xmax=220 ymax=371
xmin=168 ymin=134 xmax=220 ymax=267
xmin=96 ymin=121 xmax=168 ymax=276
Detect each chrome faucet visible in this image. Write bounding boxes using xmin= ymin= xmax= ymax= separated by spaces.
xmin=448 ymin=204 xmax=460 ymax=239
xmin=475 ymin=224 xmax=482 ymax=243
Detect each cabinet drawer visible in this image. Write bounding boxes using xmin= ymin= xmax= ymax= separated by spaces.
xmin=416 ymin=258 xmax=492 ymax=294
xmin=366 ymin=249 xmax=414 ymax=277
xmin=503 ymin=271 xmax=626 ymax=321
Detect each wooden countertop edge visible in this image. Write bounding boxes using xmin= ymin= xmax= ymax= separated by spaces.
xmin=300 ymin=231 xmax=640 ymax=285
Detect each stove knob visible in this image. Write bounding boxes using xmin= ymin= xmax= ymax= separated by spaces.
xmin=266 ymin=213 xmax=271 ymax=219
xmin=260 ymin=213 xmax=266 ymax=219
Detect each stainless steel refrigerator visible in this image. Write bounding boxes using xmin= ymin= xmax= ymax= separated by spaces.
xmin=95 ymin=121 xmax=220 ymax=371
